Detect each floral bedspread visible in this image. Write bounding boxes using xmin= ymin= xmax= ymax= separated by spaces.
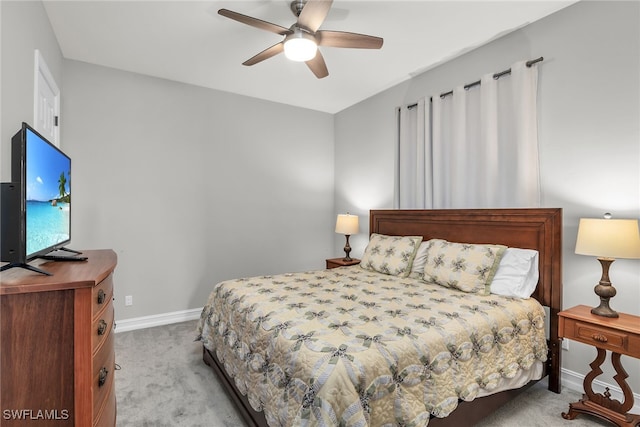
xmin=197 ymin=266 xmax=547 ymax=427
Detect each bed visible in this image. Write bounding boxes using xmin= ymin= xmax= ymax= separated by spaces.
xmin=198 ymin=208 xmax=562 ymax=427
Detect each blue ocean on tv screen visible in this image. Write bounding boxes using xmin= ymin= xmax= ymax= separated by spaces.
xmin=25 ymin=128 xmax=71 ymax=256
xmin=26 ymin=200 xmax=70 ymax=255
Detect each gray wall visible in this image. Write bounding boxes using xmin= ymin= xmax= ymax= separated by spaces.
xmin=62 ymin=60 xmax=335 ymax=319
xmin=1 ymin=1 xmax=335 ymax=321
xmin=1 ymin=0 xmax=63 ymax=181
xmin=335 ymin=0 xmax=640 ymax=393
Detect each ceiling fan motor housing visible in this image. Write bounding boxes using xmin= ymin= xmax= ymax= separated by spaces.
xmin=290 ymin=0 xmax=308 ymax=17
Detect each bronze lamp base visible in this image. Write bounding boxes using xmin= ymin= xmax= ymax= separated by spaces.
xmin=591 ymin=257 xmax=619 ymax=318
xmin=342 ymin=234 xmax=353 ymax=262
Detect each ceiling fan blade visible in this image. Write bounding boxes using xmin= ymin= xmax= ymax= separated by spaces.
xmin=306 ymin=50 xmax=329 ymax=79
xmin=243 ymin=42 xmax=285 ymax=66
xmin=297 ymin=0 xmax=333 ymax=33
xmin=218 ymin=9 xmax=290 ymax=35
xmin=317 ymin=30 xmax=383 ymax=49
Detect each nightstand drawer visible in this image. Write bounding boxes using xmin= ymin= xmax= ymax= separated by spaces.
xmin=326 ymin=258 xmax=360 ymax=269
xmin=559 ymin=305 xmax=640 ymax=358
xmin=567 ymin=319 xmax=630 ymax=352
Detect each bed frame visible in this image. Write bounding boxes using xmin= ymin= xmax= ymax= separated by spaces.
xmin=203 ymin=208 xmax=563 ymax=427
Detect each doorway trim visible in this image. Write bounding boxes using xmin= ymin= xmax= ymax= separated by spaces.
xmin=33 ymin=49 xmax=60 ymax=147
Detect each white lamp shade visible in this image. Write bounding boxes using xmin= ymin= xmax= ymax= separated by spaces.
xmin=335 ymin=214 xmax=359 ymax=235
xmin=575 ymin=218 xmax=640 ymax=259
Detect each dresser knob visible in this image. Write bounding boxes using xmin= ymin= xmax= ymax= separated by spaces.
xmin=98 ymin=367 xmax=109 ymax=387
xmin=97 ymin=320 xmax=108 ymax=336
xmin=592 ymin=334 xmax=608 ymax=343
xmin=97 ymin=289 xmax=105 ymax=305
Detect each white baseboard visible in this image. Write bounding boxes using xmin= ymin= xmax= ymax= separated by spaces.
xmin=561 ymin=367 xmax=640 ymax=413
xmin=115 ymin=307 xmax=202 ymax=333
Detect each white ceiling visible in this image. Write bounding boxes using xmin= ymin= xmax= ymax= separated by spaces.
xmin=43 ymin=0 xmax=577 ymax=114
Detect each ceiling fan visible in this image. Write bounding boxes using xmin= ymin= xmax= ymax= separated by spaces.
xmin=218 ymin=0 xmax=383 ymax=79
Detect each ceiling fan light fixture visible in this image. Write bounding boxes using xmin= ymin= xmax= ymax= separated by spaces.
xmin=220 ymin=2 xmax=383 ymax=78
xmin=284 ymin=29 xmax=317 ymax=62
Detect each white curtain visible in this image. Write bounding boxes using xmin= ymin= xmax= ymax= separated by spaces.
xmin=396 ymin=60 xmax=540 ymax=209
xmin=396 ymin=98 xmax=431 ymax=208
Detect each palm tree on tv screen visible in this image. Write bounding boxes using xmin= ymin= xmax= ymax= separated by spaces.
xmin=58 ymin=171 xmax=67 ymax=202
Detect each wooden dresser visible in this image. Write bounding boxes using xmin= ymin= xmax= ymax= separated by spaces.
xmin=1 ymin=249 xmax=117 ymax=426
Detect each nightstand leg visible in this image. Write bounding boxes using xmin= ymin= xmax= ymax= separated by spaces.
xmin=562 ymin=348 xmax=640 ymax=426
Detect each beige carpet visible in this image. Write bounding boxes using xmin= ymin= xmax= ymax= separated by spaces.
xmin=114 ymin=320 xmax=609 ymax=427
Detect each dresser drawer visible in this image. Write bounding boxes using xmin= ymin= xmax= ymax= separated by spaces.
xmin=94 ymin=381 xmax=116 ymax=427
xmin=93 ymin=330 xmax=115 ymax=418
xmin=92 ymin=300 xmax=114 ymax=356
xmin=564 ymin=318 xmax=637 ymax=355
xmin=93 ymin=274 xmax=114 ymax=318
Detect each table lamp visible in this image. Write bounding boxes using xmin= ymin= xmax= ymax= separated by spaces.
xmin=575 ymin=214 xmax=640 ymax=318
xmin=335 ymin=213 xmax=359 ymax=262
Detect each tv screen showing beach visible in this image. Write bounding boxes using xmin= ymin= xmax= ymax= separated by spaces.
xmin=25 ymin=128 xmax=71 ymax=257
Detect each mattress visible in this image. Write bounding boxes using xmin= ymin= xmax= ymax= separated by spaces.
xmin=197 ymin=265 xmax=547 ymax=427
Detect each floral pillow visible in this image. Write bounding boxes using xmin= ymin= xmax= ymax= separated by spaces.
xmin=422 ymin=239 xmax=506 ymax=294
xmin=360 ymin=233 xmax=423 ymax=277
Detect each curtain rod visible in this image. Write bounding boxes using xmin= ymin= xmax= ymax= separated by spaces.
xmin=406 ymin=56 xmax=543 ymax=109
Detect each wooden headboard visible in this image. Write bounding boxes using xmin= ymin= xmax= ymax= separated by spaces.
xmin=370 ymin=208 xmax=563 ymax=392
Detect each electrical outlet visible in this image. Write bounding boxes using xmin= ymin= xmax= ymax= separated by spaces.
xmin=125 ymin=295 xmax=133 ymax=306
xmin=562 ymin=339 xmax=569 ymax=351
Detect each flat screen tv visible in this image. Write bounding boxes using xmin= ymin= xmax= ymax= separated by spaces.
xmin=1 ymin=123 xmax=81 ymax=275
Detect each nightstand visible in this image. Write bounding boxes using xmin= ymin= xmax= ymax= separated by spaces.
xmin=326 ymin=258 xmax=360 ymax=269
xmin=558 ymin=305 xmax=640 ymax=426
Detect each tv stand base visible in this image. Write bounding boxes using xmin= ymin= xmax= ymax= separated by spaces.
xmin=57 ymin=247 xmax=83 ymax=255
xmin=0 ymin=262 xmax=52 ymax=276
xmin=37 ymin=248 xmax=88 ymax=262
xmin=38 ymin=254 xmax=88 ymax=262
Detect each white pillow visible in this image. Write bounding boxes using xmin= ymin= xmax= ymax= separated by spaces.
xmin=490 ymin=248 xmax=539 ymax=298
xmin=409 ymin=241 xmax=430 ymax=278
